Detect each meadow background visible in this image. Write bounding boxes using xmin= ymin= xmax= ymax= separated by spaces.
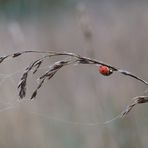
xmin=0 ymin=0 xmax=148 ymax=147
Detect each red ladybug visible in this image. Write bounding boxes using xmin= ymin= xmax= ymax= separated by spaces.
xmin=99 ymin=65 xmax=113 ymax=76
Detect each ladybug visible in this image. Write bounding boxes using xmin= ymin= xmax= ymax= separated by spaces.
xmin=99 ymin=65 xmax=113 ymax=76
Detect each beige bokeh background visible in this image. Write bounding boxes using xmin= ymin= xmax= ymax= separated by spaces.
xmin=0 ymin=1 xmax=147 ymax=148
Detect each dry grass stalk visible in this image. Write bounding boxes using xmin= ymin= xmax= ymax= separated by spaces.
xmin=0 ymin=50 xmax=148 ymax=117
xmin=121 ymin=96 xmax=148 ymax=118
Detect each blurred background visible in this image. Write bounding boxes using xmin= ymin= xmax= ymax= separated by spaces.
xmin=0 ymin=0 xmax=148 ymax=147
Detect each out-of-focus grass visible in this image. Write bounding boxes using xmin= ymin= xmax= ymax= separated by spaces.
xmin=0 ymin=1 xmax=147 ymax=148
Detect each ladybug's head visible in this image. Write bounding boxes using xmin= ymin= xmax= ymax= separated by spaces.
xmin=99 ymin=65 xmax=113 ymax=76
